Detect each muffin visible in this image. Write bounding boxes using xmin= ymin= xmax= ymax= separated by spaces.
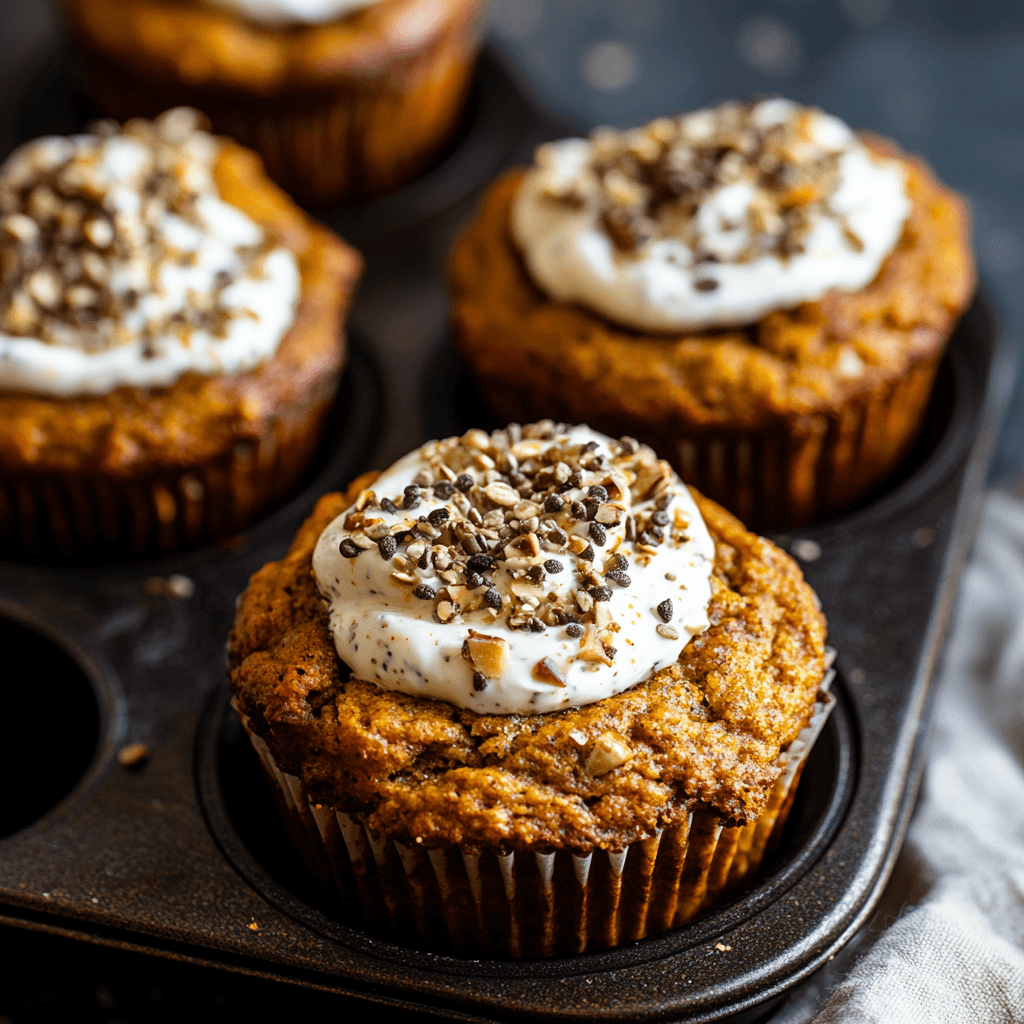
xmin=228 ymin=421 xmax=833 ymax=957
xmin=61 ymin=0 xmax=488 ymax=208
xmin=450 ymin=99 xmax=975 ymax=529
xmin=0 ymin=108 xmax=362 ymax=555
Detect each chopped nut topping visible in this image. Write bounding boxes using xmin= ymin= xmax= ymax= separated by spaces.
xmin=536 ymin=99 xmax=861 ymax=265
xmin=462 ymin=630 xmax=511 ymax=677
xmin=0 ymin=108 xmax=274 ymax=352
xmin=532 ymin=657 xmax=566 ymax=687
xmin=585 ymin=731 xmax=634 ymax=775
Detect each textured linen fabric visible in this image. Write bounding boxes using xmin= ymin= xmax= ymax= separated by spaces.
xmin=812 ymin=490 xmax=1024 ymax=1023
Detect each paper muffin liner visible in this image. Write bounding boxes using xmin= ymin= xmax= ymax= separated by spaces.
xmin=234 ymin=652 xmax=836 ymax=958
xmin=646 ymin=355 xmax=942 ymax=531
xmin=73 ymin=1 xmax=485 ymax=209
xmin=477 ymin=349 xmax=941 ymax=532
xmin=0 ymin=383 xmax=335 ymax=558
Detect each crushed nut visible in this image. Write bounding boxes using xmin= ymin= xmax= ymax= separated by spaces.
xmin=585 ymin=732 xmax=634 ymax=775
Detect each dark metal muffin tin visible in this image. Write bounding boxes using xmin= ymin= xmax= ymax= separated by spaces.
xmin=0 ymin=36 xmax=1014 ymax=1020
xmin=0 ymin=292 xmax=1009 ymax=1022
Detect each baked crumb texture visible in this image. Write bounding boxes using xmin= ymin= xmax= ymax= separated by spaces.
xmin=450 ymin=141 xmax=974 ymax=529
xmin=229 ymin=476 xmax=828 ymax=955
xmin=0 ymin=141 xmax=361 ymax=555
xmin=62 ymin=0 xmax=486 ymax=207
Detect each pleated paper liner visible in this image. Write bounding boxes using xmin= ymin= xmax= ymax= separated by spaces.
xmin=235 ymin=653 xmax=836 ymax=958
xmin=73 ymin=0 xmax=486 ymax=209
xmin=0 ymin=382 xmax=335 ymax=558
xmin=474 ymin=349 xmax=940 ymax=532
xmin=662 ymin=356 xmax=941 ymax=531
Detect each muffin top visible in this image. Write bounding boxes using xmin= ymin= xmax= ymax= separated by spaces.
xmin=511 ymin=99 xmax=911 ymax=334
xmin=0 ymin=108 xmax=299 ymax=398
xmin=229 ymin=424 xmax=828 ymax=851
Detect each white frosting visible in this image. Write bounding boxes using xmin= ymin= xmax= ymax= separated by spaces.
xmin=202 ymin=0 xmax=382 ymax=27
xmin=0 ymin=115 xmax=300 ymax=397
xmin=313 ymin=425 xmax=716 ymax=715
xmin=510 ymin=100 xmax=912 ymax=333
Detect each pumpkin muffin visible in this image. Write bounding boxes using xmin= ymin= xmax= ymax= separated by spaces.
xmin=0 ymin=108 xmax=362 ymax=555
xmin=61 ymin=0 xmax=488 ymax=208
xmin=450 ymin=99 xmax=974 ymax=529
xmin=228 ymin=421 xmax=833 ymax=957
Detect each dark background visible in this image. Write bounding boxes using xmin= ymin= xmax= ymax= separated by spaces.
xmin=1 ymin=1 xmax=1021 ymax=1021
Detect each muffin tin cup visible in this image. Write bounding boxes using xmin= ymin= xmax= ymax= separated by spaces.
xmin=233 ymin=672 xmax=836 ymax=959
xmin=0 ymin=375 xmax=337 ymax=558
xmin=73 ymin=0 xmax=488 ymax=209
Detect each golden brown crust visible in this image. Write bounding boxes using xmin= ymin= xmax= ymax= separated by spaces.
xmin=449 ymin=140 xmax=974 ymax=434
xmin=228 ymin=474 xmax=827 ymax=852
xmin=61 ymin=0 xmax=483 ymax=95
xmin=0 ymin=142 xmax=362 ymax=478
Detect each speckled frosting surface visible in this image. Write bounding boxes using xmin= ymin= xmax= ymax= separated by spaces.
xmin=312 ymin=424 xmax=715 ymax=714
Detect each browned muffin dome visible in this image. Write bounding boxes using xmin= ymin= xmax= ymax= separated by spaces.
xmin=229 ymin=473 xmax=827 ymax=852
xmin=449 ymin=135 xmax=973 ymax=528
xmin=0 ymin=127 xmax=361 ymax=553
xmin=62 ymin=0 xmax=487 ymax=206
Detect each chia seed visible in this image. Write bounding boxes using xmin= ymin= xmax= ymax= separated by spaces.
xmin=544 ymin=559 xmax=564 ymax=574
xmin=657 ymin=599 xmax=673 ymax=623
xmin=378 ymin=535 xmax=397 ymax=559
xmin=566 ymin=622 xmax=585 ymax=638
xmin=466 ymin=553 xmax=494 ymax=574
xmin=339 ymin=539 xmax=361 ymax=558
xmin=413 ymin=584 xmax=436 ymax=600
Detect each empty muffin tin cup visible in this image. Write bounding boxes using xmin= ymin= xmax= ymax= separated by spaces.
xmin=233 ymin=652 xmax=836 ymax=959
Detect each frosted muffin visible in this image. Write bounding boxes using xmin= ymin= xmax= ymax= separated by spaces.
xmin=450 ymin=99 xmax=974 ymax=528
xmin=61 ymin=0 xmax=488 ymax=208
xmin=229 ymin=422 xmax=833 ymax=956
xmin=0 ymin=108 xmax=362 ymax=555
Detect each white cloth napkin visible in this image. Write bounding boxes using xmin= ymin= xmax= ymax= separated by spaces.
xmin=809 ymin=490 xmax=1024 ymax=1023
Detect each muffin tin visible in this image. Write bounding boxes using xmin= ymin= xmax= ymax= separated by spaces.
xmin=0 ymin=24 xmax=1014 ymax=1019
xmin=0 ymin=286 xmax=1009 ymax=1022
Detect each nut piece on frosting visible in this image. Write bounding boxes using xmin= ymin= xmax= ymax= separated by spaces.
xmin=0 ymin=107 xmax=300 ymax=397
xmin=312 ymin=422 xmax=717 ymax=715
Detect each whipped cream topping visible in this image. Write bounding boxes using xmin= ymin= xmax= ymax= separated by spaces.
xmin=510 ymin=99 xmax=911 ymax=333
xmin=202 ymin=0 xmax=382 ymax=27
xmin=0 ymin=108 xmax=300 ymax=397
xmin=313 ymin=423 xmax=715 ymax=715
